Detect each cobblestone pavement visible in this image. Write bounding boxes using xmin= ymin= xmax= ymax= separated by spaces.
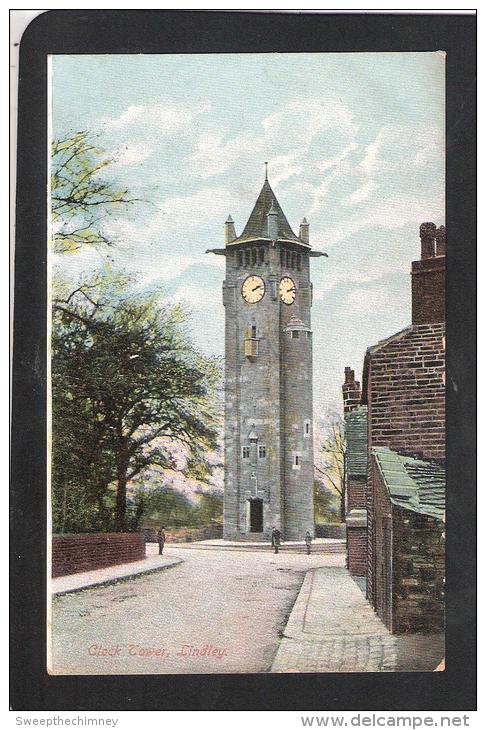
xmin=272 ymin=567 xmax=444 ymax=673
xmin=49 ymin=546 xmax=344 ymax=675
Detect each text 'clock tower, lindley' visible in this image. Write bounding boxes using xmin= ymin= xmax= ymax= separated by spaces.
xmin=207 ymin=168 xmax=327 ymax=541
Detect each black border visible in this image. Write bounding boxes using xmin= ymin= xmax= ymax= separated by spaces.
xmin=11 ymin=10 xmax=476 ymax=712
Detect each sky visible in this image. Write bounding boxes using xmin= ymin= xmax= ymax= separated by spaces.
xmin=52 ymin=52 xmax=445 ymax=418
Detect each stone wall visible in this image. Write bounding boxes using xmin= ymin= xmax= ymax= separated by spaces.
xmin=391 ymin=508 xmax=445 ymax=633
xmin=52 ymin=532 xmax=145 ymax=578
xmin=370 ymin=457 xmax=445 ymax=633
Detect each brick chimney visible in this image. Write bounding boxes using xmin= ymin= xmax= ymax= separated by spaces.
xmin=343 ymin=367 xmax=361 ymax=413
xmin=411 ymin=222 xmax=445 ymax=325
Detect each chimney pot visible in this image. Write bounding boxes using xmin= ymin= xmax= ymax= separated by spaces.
xmin=412 ymin=223 xmax=445 ymax=325
xmin=436 ymin=225 xmax=446 ymax=256
xmin=419 ymin=222 xmax=437 ymax=259
xmin=342 ymin=367 xmax=361 ymax=413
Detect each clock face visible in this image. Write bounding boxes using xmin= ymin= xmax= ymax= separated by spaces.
xmin=279 ymin=276 xmax=296 ymax=305
xmin=241 ymin=275 xmax=265 ymax=304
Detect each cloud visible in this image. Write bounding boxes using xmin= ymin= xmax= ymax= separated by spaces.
xmin=112 ymin=141 xmax=153 ymax=167
xmin=189 ymin=97 xmax=359 ymax=184
xmin=101 ymin=101 xmax=211 ymax=137
xmin=343 ymin=179 xmax=375 ymax=207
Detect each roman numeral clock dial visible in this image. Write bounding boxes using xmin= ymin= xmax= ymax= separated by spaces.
xmin=279 ymin=276 xmax=296 ymax=305
xmin=241 ymin=275 xmax=265 ymax=303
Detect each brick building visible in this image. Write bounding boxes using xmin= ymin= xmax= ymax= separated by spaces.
xmin=342 ymin=368 xmax=368 ymax=576
xmin=343 ymin=222 xmax=446 ymax=633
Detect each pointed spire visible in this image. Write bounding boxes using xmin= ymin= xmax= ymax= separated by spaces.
xmin=224 ymin=214 xmax=236 ymax=244
xmin=299 ymin=217 xmax=309 ymax=244
xmin=267 ymin=198 xmax=278 ymax=239
xmin=264 ymin=161 xmax=268 ymax=181
xmin=233 ymin=177 xmax=301 ymax=244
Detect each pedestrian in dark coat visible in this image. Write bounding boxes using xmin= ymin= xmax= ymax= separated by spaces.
xmin=271 ymin=527 xmax=281 ymax=554
xmin=305 ymin=531 xmax=312 ymax=555
xmin=157 ymin=526 xmax=166 ymax=555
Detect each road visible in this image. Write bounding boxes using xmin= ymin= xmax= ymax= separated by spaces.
xmin=49 ymin=546 xmax=344 ymax=675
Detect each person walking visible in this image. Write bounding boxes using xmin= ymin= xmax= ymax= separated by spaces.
xmin=157 ymin=526 xmax=166 ymax=555
xmin=305 ymin=530 xmax=312 ymax=555
xmin=271 ymin=526 xmax=281 ymax=554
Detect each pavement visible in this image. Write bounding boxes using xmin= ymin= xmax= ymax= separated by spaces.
xmin=49 ymin=545 xmax=343 ymax=675
xmin=272 ymin=566 xmax=444 ymax=673
xmin=51 ymin=544 xmax=182 ymax=595
xmin=49 ymin=543 xmax=444 ymax=674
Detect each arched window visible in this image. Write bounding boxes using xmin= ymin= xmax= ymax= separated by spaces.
xmin=259 ymin=248 xmax=265 ymax=264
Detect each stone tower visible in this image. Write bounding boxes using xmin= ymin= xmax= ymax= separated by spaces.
xmin=207 ymin=172 xmax=326 ymax=541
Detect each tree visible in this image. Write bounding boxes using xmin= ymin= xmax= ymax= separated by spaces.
xmin=315 ymin=416 xmax=346 ymax=522
xmin=313 ymin=478 xmax=340 ymax=524
xmin=51 ymin=131 xmax=136 ymax=254
xmin=52 ymin=274 xmax=221 ymax=532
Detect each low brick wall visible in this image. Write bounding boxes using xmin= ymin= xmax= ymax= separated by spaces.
xmin=142 ymin=525 xmax=223 ymax=543
xmin=315 ymin=523 xmax=346 ymax=539
xmin=52 ymin=532 xmax=146 ymax=578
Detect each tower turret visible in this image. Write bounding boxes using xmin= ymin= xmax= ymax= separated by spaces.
xmin=224 ymin=215 xmax=237 ymax=244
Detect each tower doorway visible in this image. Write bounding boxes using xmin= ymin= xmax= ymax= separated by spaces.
xmin=248 ymin=498 xmax=263 ymax=533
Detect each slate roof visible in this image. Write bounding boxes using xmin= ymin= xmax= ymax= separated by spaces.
xmin=230 ymin=178 xmax=307 ymax=246
xmin=372 ymin=446 xmax=445 ymax=521
xmin=344 ymin=406 xmax=368 ymax=477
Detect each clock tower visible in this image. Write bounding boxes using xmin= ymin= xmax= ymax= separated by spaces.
xmin=207 ymin=171 xmax=326 ymax=541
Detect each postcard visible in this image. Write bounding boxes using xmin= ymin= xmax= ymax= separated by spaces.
xmin=46 ymin=50 xmax=447 ymax=676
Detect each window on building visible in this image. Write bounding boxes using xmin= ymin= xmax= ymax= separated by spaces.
xmin=280 ymin=249 xmax=285 ymax=265
xmin=251 ymin=248 xmax=257 ymax=265
xmin=291 ymin=252 xmax=296 ymax=269
xmin=245 ymin=249 xmax=251 ymax=266
xmin=258 ymin=445 xmax=266 ymax=459
xmin=242 ymin=446 xmax=250 ymax=459
xmin=297 ymin=254 xmax=302 ymax=271
xmin=237 ymin=250 xmax=243 ymax=266
xmin=259 ymin=248 xmax=265 ymax=264
xmin=286 ymin=251 xmax=291 ymax=268
xmin=304 ymin=420 xmax=311 ymax=437
xmin=251 ymin=325 xmax=257 ymax=338
xmin=291 ymin=330 xmax=299 ymax=339
xmin=292 ymin=454 xmax=301 ymax=470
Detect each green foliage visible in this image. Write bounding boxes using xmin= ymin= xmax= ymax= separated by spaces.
xmin=52 ymin=272 xmax=222 ymax=533
xmin=51 ymin=131 xmax=135 ymax=254
xmin=315 ymin=415 xmax=346 ymax=522
xmin=131 ymin=488 xmax=223 ymax=530
xmin=314 ymin=478 xmax=340 ymax=525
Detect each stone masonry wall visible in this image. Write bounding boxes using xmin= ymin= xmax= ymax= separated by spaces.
xmin=52 ymin=532 xmax=145 ymax=578
xmin=392 ymin=509 xmax=445 ymax=633
xmin=367 ymin=323 xmax=445 ymax=462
